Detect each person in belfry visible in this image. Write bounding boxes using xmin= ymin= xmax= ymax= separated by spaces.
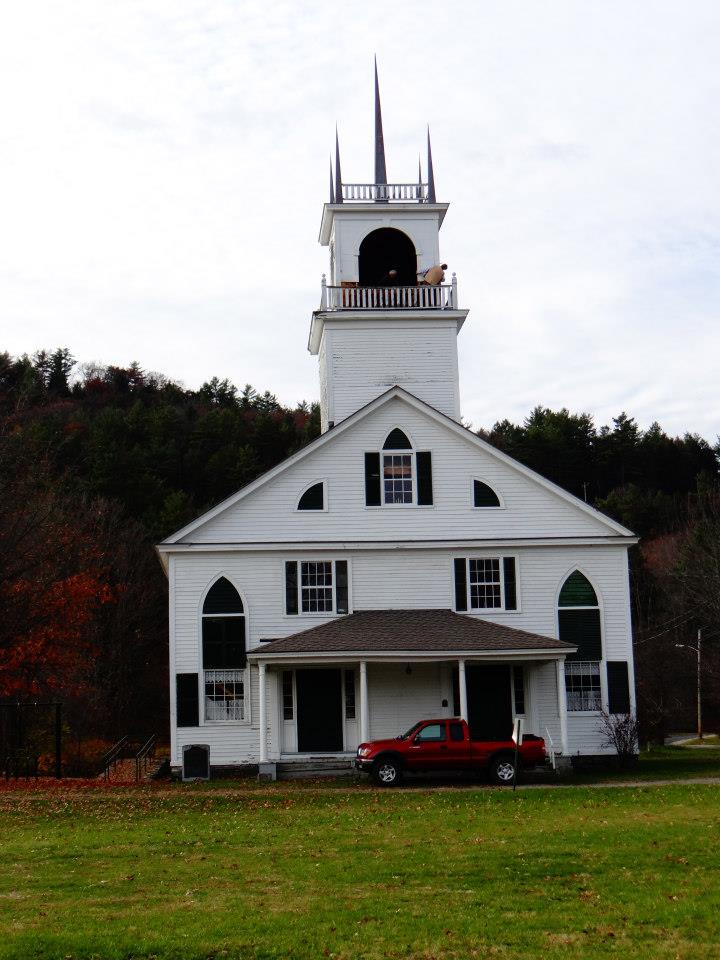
xmin=419 ymin=263 xmax=448 ymax=284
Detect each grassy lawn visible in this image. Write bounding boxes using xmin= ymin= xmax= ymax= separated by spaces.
xmin=1 ymin=778 xmax=720 ymax=960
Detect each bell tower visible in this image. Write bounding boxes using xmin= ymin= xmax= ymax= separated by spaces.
xmin=308 ymin=62 xmax=469 ymax=433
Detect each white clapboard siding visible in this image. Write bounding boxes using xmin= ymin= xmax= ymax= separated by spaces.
xmin=172 ymin=544 xmax=630 ymax=657
xmin=181 ymin=396 xmax=620 ymax=544
xmin=367 ymin=663 xmax=449 ymax=739
xmin=331 ymin=213 xmax=442 ymax=283
xmin=321 ymin=321 xmax=461 ymax=426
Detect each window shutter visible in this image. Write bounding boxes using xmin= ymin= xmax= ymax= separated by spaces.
xmin=560 ymin=609 xmax=602 ymax=661
xmin=416 ymin=452 xmax=433 ymax=505
xmin=335 ymin=560 xmax=349 ymax=614
xmin=607 ymin=661 xmax=631 ymax=714
xmin=364 ymin=452 xmax=381 ymax=506
xmin=454 ymin=558 xmax=468 ymax=611
xmin=503 ymin=557 xmax=517 ymax=610
xmin=285 ymin=561 xmax=298 ymax=615
xmin=176 ymin=674 xmax=199 ymax=727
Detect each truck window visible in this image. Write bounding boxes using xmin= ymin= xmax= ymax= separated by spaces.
xmin=449 ymin=722 xmax=465 ymax=742
xmin=414 ymin=723 xmax=446 ymax=743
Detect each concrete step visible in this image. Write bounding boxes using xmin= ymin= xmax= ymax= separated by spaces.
xmin=277 ymin=758 xmax=357 ymax=780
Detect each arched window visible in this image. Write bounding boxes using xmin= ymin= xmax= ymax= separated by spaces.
xmin=559 ymin=571 xmax=602 ymax=712
xmin=202 ymin=578 xmax=246 ymax=722
xmin=473 ymin=479 xmax=501 ymax=508
xmin=359 ymin=228 xmax=417 ymax=287
xmin=381 ymin=429 xmax=414 ymax=504
xmin=383 ymin=428 xmax=412 ymax=450
xmin=298 ymin=482 xmax=325 ymax=511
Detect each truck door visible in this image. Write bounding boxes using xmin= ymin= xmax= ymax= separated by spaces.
xmin=446 ymin=721 xmax=471 ymax=766
xmin=407 ymin=722 xmax=448 ymax=770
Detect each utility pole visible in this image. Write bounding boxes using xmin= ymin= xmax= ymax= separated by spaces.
xmin=697 ymin=629 xmax=702 ymax=741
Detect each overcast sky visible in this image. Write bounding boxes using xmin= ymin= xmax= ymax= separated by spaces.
xmin=1 ymin=1 xmax=718 ymax=440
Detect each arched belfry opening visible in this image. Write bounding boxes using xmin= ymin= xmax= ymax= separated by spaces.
xmin=359 ymin=228 xmax=417 ymax=287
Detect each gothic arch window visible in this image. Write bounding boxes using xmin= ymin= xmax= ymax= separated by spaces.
xmin=473 ymin=479 xmax=501 ymax=508
xmin=358 ymin=228 xmax=417 ymax=287
xmin=202 ymin=578 xmax=247 ymax=722
xmin=364 ymin=430 xmax=433 ymax=507
xmin=297 ymin=481 xmax=325 ymax=511
xmin=558 ymin=571 xmax=602 ymax=712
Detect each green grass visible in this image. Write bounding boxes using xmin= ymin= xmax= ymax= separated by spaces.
xmin=1 ymin=778 xmax=720 ymax=959
xmin=680 ymin=735 xmax=720 ymax=747
xmin=567 ymin=743 xmax=720 ymax=783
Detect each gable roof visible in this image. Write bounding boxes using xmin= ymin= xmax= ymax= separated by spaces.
xmin=249 ymin=609 xmax=575 ymax=656
xmin=159 ymin=386 xmax=635 ymax=545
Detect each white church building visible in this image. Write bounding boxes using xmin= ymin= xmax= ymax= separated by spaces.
xmin=157 ymin=73 xmax=637 ymax=778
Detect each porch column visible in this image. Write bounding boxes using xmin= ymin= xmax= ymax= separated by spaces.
xmin=458 ymin=659 xmax=468 ymax=722
xmin=359 ymin=660 xmax=369 ymax=743
xmin=258 ymin=661 xmax=268 ymax=763
xmin=556 ymin=658 xmax=569 ymax=756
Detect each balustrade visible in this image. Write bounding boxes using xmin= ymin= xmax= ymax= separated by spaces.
xmin=320 ymin=275 xmax=458 ymax=311
xmin=340 ymin=182 xmax=428 ymax=202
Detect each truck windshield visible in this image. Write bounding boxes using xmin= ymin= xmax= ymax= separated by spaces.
xmin=397 ymin=722 xmax=424 ymax=741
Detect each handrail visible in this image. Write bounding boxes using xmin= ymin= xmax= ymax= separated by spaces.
xmin=340 ymin=182 xmax=428 ymax=202
xmin=545 ymin=727 xmax=556 ymax=771
xmin=101 ymin=735 xmax=129 ymax=781
xmin=321 ymin=279 xmax=457 ymax=311
xmin=135 ymin=735 xmax=157 ymax=782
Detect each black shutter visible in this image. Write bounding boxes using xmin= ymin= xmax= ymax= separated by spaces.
xmin=503 ymin=557 xmax=517 ymax=610
xmin=454 ymin=558 xmax=468 ymax=611
xmin=364 ymin=452 xmax=381 ymax=505
xmin=176 ymin=673 xmax=199 ymax=727
xmin=560 ymin=609 xmax=602 ymax=661
xmin=416 ymin=451 xmax=433 ymax=505
xmin=335 ymin=560 xmax=349 ymax=614
xmin=285 ymin=561 xmax=298 ymax=615
xmin=607 ymin=661 xmax=631 ymax=714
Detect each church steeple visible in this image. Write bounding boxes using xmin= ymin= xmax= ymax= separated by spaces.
xmin=311 ymin=63 xmax=467 ymax=433
xmin=374 ymin=57 xmax=387 ymax=192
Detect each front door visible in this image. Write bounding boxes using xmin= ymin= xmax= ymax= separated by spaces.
xmin=296 ymin=669 xmax=343 ymax=753
xmin=466 ymin=665 xmax=513 ymax=741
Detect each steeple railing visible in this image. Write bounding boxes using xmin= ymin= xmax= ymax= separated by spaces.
xmin=321 ymin=275 xmax=457 ymax=311
xmin=339 ymin=183 xmax=429 ymax=202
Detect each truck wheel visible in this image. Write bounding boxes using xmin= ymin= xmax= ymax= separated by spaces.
xmin=490 ymin=755 xmax=518 ymax=786
xmin=372 ymin=757 xmax=403 ymax=787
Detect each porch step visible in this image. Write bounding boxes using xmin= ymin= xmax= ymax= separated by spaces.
xmin=277 ymin=758 xmax=357 ymax=780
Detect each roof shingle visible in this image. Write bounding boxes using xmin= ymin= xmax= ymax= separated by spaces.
xmin=252 ymin=609 xmax=574 ymax=655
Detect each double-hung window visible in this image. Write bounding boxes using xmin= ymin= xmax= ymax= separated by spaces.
xmin=454 ymin=557 xmax=518 ymax=612
xmin=364 ymin=429 xmax=433 ymax=507
xmin=285 ymin=560 xmax=349 ymax=615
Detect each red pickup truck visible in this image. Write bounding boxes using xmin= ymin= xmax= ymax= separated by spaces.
xmin=355 ymin=718 xmax=547 ymax=786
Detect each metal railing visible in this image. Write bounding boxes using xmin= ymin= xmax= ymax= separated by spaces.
xmin=321 ymin=275 xmax=457 ymax=311
xmin=135 ymin=735 xmax=157 ymax=782
xmin=101 ymin=735 xmax=129 ymax=781
xmin=340 ymin=182 xmax=428 ymax=202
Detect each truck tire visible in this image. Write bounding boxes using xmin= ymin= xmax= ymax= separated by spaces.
xmin=490 ymin=754 xmax=518 ymax=786
xmin=372 ymin=756 xmax=403 ymax=787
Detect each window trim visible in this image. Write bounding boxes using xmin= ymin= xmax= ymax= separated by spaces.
xmin=295 ymin=479 xmax=328 ymax=513
xmin=452 ymin=554 xmax=521 ymax=614
xmin=283 ymin=558 xmax=353 ymax=619
xmin=470 ymin=476 xmax=505 ymax=509
xmin=197 ymin=575 xmax=251 ymax=726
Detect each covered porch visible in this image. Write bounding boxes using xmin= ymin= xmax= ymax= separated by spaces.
xmin=248 ymin=610 xmax=575 ymax=771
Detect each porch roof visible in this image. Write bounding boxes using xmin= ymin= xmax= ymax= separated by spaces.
xmin=251 ymin=609 xmax=574 ymax=657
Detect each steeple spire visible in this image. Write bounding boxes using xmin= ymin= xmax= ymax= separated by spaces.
xmin=426 ymin=126 xmax=436 ymax=203
xmin=374 ymin=57 xmax=387 ymax=190
xmin=334 ymin=126 xmax=343 ymax=203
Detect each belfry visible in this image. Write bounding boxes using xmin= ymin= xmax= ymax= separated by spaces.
xmin=310 ymin=63 xmax=468 ymax=432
